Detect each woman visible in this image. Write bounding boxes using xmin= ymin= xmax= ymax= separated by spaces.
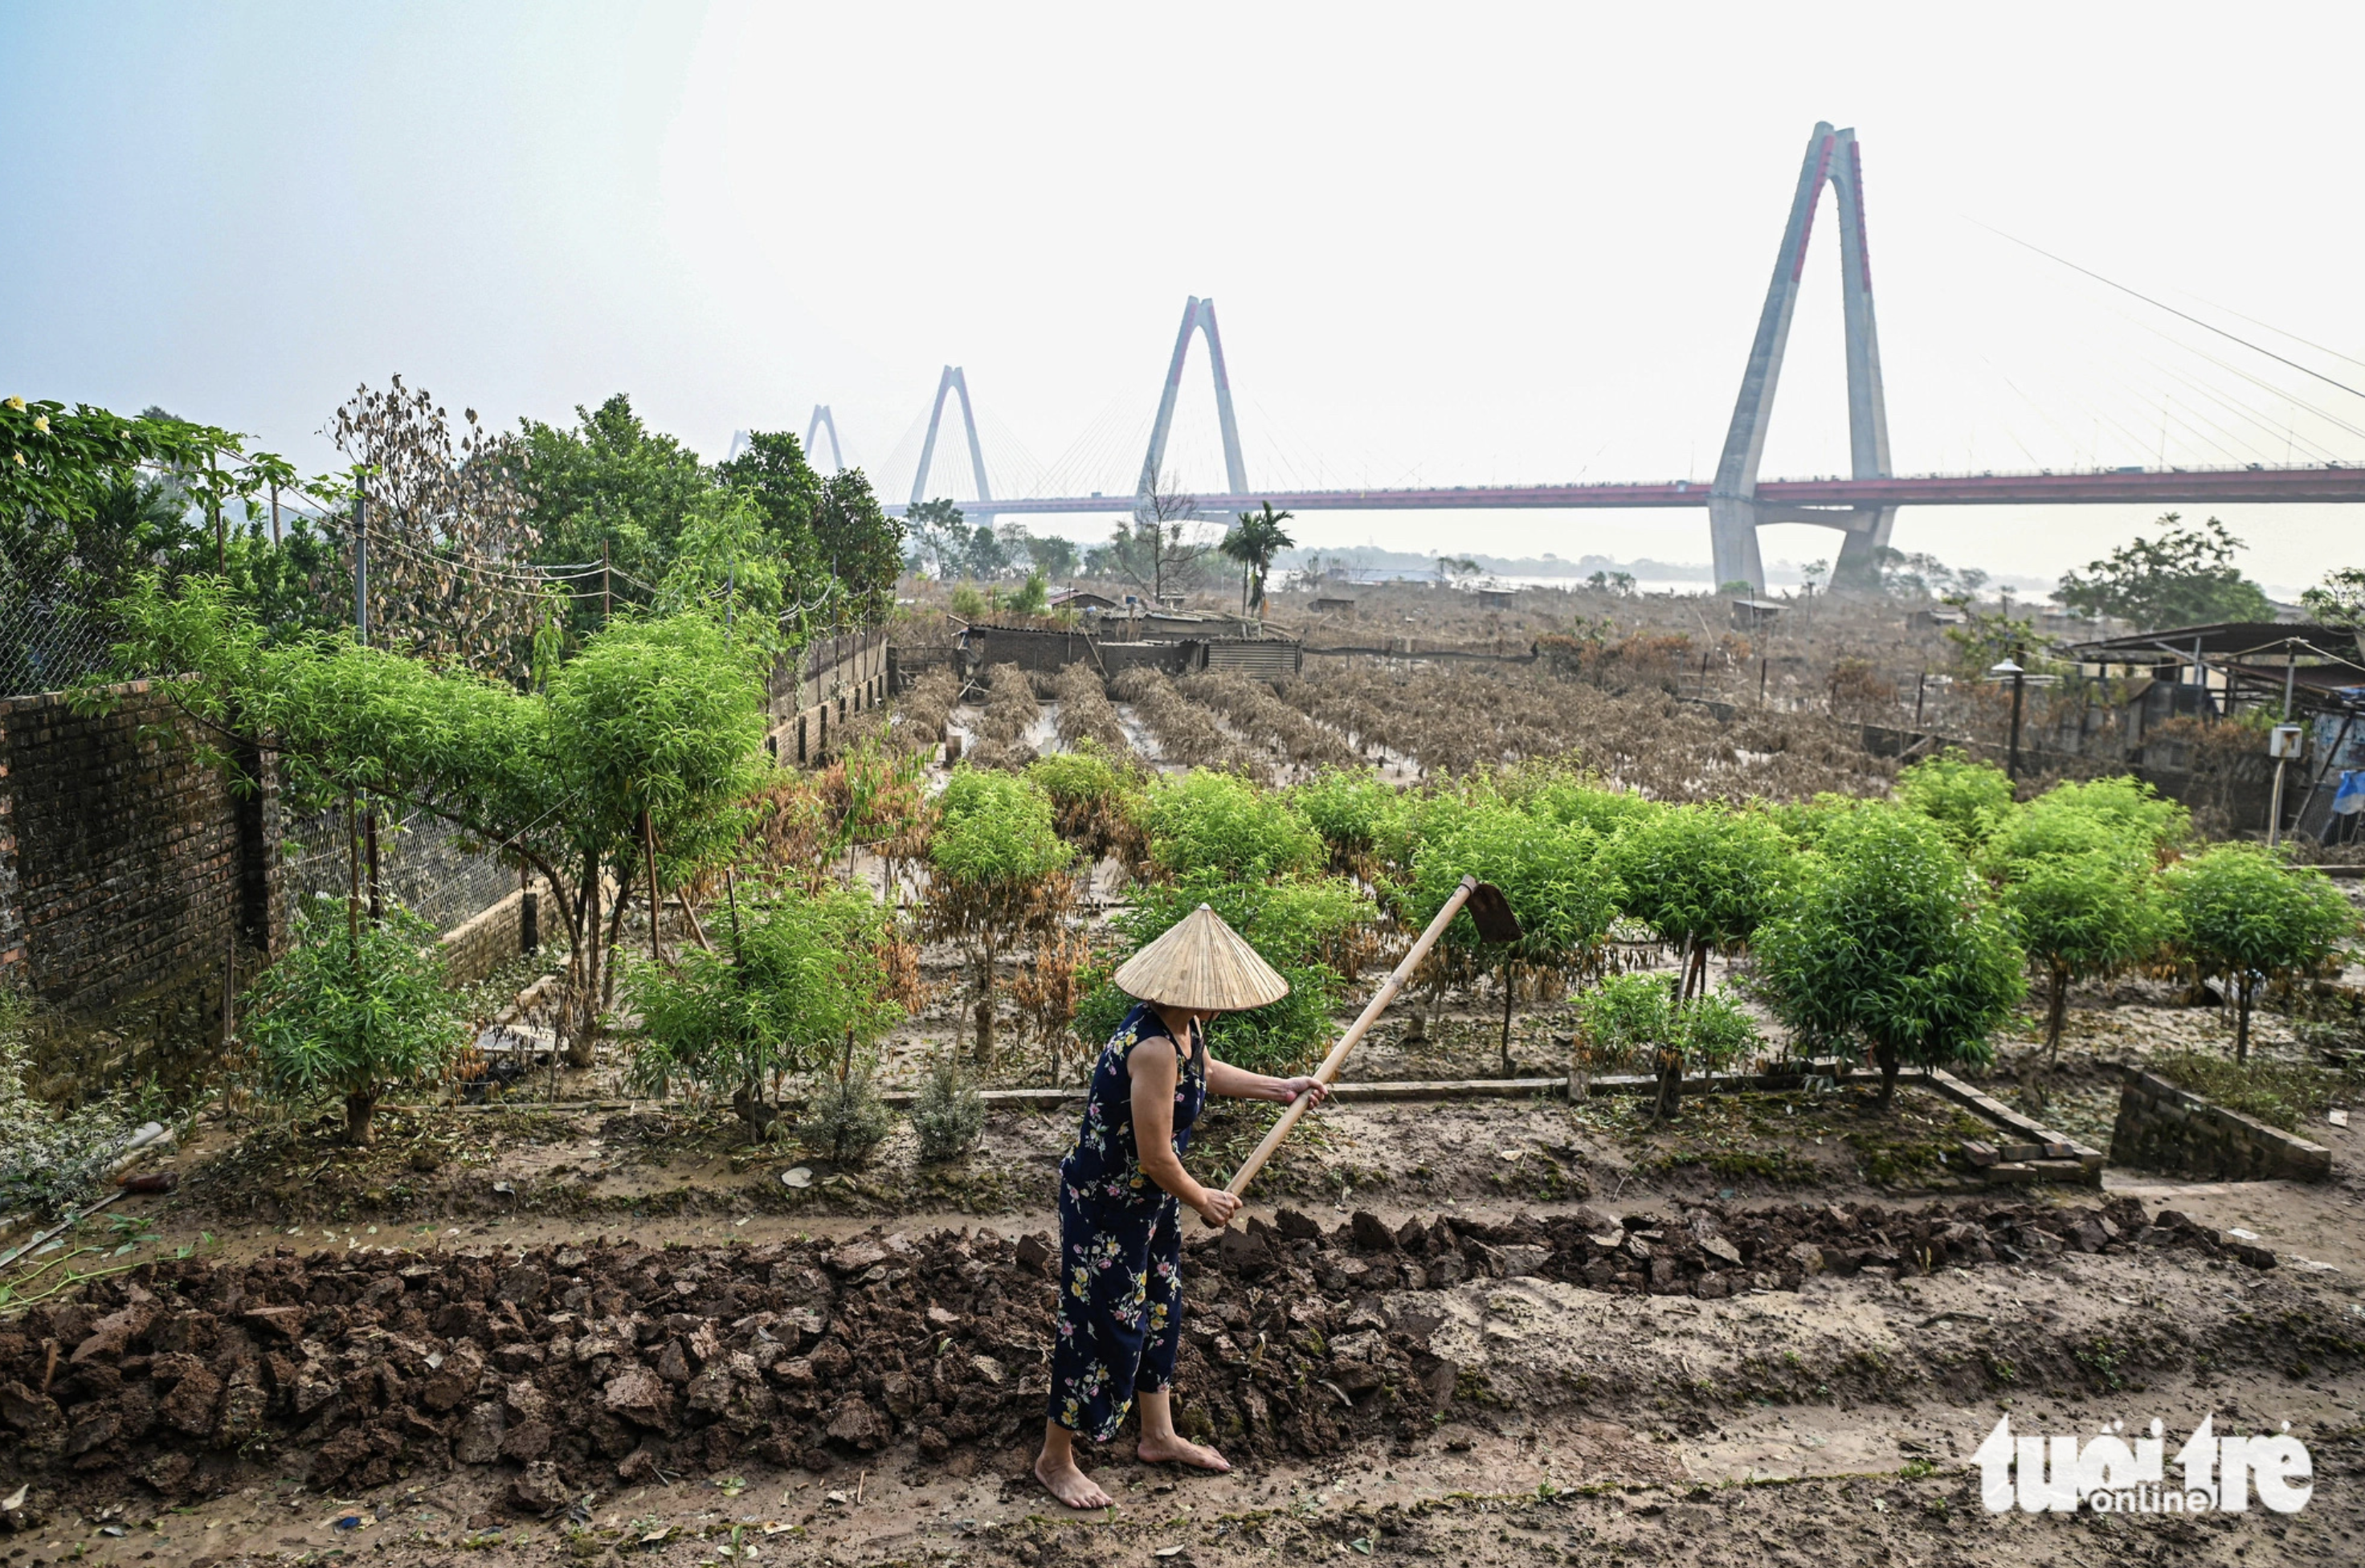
xmin=1034 ymin=904 xmax=1330 ymax=1510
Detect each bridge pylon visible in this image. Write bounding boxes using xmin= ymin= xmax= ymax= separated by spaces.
xmin=911 ymin=366 xmax=991 ymax=508
xmin=1137 ymin=296 xmax=1248 ymax=519
xmin=1709 ymin=121 xmax=1894 ymax=594
xmin=806 ymin=405 xmax=846 ymax=472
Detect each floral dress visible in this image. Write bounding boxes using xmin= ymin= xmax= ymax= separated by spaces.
xmin=1048 ymin=1000 xmax=1207 ymax=1441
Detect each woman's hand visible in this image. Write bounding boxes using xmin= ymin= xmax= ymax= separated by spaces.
xmin=1274 ymin=1076 xmax=1329 ymax=1108
xmin=1195 ymin=1189 xmax=1243 ymax=1228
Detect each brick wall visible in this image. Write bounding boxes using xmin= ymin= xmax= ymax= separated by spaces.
xmin=436 ymin=877 xmax=551 ymax=987
xmin=2108 ymin=1066 xmax=2333 ymax=1182
xmin=0 ymin=682 xmax=280 ymax=1100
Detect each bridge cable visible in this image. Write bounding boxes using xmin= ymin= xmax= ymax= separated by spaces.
xmin=1978 ymin=223 xmax=2365 ymax=402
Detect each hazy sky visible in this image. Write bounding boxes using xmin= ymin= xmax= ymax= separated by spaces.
xmin=6 ymin=2 xmax=2363 ymax=595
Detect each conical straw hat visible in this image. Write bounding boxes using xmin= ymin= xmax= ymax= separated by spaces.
xmin=1111 ymin=904 xmax=1291 ymax=1011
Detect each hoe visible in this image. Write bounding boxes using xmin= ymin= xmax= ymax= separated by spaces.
xmin=1208 ymin=874 xmax=1520 ymax=1224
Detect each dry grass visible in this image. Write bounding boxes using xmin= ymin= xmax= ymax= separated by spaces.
xmin=1051 ymin=661 xmax=1137 ymax=758
xmin=892 ymin=665 xmax=961 ymax=756
xmin=1113 ymin=666 xmax=1267 ymax=778
xmin=1178 ymin=669 xmax=1367 ymax=774
xmin=1283 ymin=659 xmax=1896 ymax=800
xmin=968 ymin=662 xmax=1042 ymax=770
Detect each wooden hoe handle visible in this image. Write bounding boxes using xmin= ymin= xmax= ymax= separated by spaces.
xmin=1207 ymin=875 xmax=1480 ymax=1226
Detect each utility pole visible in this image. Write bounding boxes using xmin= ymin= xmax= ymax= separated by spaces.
xmin=353 ymin=485 xmax=378 ymax=925
xmin=353 ymin=489 xmax=368 ymax=645
xmin=210 ymin=450 xmax=225 ymax=574
xmin=2269 ymin=643 xmax=2301 ymax=847
xmin=1991 ymin=652 xmax=2028 ymax=782
xmin=602 ymin=539 xmax=612 ymax=626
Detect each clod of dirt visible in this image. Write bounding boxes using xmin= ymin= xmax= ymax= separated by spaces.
xmin=0 ymin=1195 xmax=2271 ymax=1508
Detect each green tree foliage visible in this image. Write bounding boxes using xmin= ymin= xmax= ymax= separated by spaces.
xmin=2013 ymin=774 xmax=2188 ymax=857
xmin=1074 ymin=871 xmax=1372 ymax=1076
xmin=520 ymin=394 xmax=712 ymax=617
xmin=1991 ymin=850 xmax=2169 ymax=1060
xmin=1603 ymin=803 xmax=1788 ymax=996
xmin=924 ymin=768 xmax=1075 ymax=1064
xmin=2163 ymin=845 xmax=2358 ymax=1060
xmin=1754 ymin=806 xmax=2027 ymax=1104
xmin=1219 ymin=501 xmax=1295 ymax=616
xmin=2300 ymin=566 xmax=2365 ymax=629
xmin=2053 ymin=514 xmax=2273 ymax=630
xmin=239 ymin=908 xmax=469 ymax=1145
xmin=1572 ymin=973 xmax=1760 ymax=1121
xmin=101 ymin=579 xmax=769 ymax=1063
xmin=3 ymin=396 xmax=333 ymax=688
xmin=627 ymin=883 xmax=903 ymax=1134
xmin=1027 ymin=744 xmax=1144 ymax=864
xmin=1503 ymin=767 xmax=1660 ymax=840
xmin=1021 ymin=530 xmax=1080 ymax=582
xmin=1893 ymin=749 xmax=2016 ymax=849
xmin=808 ymin=468 xmax=904 ymax=621
xmin=1984 ymin=781 xmax=2179 ymax=1058
xmin=545 ymin=613 xmax=773 ymax=921
xmin=902 ymin=499 xmax=970 ymax=578
xmin=1292 ymin=769 xmax=1405 ymax=879
xmin=1142 ymin=768 xmax=1325 ymax=881
xmin=1405 ymin=798 xmax=1623 ymax=1070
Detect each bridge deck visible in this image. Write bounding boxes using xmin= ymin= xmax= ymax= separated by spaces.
xmin=892 ymin=464 xmax=2365 ymax=518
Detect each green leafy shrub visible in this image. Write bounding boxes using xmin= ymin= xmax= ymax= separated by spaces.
xmin=239 ymin=906 xmax=470 ymax=1144
xmin=2016 ymin=774 xmax=2188 ymax=858
xmin=627 ymin=883 xmax=903 ymax=1134
xmin=925 ymin=767 xmax=1075 ymax=1065
xmin=911 ymin=1050 xmax=986 ymax=1162
xmin=1503 ymin=768 xmax=1661 ymax=842
xmin=1893 ymin=749 xmax=2015 ymax=849
xmin=1754 ymin=805 xmax=2026 ymax=1103
xmin=1072 ymin=871 xmax=1372 ymax=1076
xmin=1403 ymin=797 xmax=1623 ymax=1068
xmin=799 ymin=1066 xmax=893 ymax=1166
xmin=1571 ymin=972 xmax=1760 ymax=1119
xmin=1293 ymin=769 xmax=1405 ymax=878
xmin=1603 ymin=803 xmax=1789 ymax=994
xmin=1027 ymin=743 xmax=1144 ymax=864
xmin=1982 ymin=801 xmax=2171 ymax=1058
xmin=2165 ymin=845 xmax=2358 ymax=1060
xmin=1142 ymin=768 xmax=1324 ymax=880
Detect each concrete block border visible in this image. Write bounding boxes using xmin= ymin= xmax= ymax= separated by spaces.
xmin=2108 ymin=1065 xmax=2334 ymax=1183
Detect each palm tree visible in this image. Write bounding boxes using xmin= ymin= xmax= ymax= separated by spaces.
xmin=1219 ymin=502 xmax=1294 ymax=619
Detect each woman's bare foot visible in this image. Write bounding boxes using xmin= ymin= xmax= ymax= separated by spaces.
xmin=1035 ymin=1448 xmax=1113 ymax=1509
xmin=1138 ymin=1432 xmax=1231 ymax=1472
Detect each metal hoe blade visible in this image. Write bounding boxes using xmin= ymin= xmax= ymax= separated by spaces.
xmin=1462 ymin=881 xmax=1522 ymax=944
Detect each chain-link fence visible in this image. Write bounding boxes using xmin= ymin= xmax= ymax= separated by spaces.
xmin=280 ymin=802 xmax=525 ymax=937
xmin=0 ymin=560 xmax=133 ymax=696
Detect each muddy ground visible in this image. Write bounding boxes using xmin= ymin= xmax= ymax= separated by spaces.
xmin=4 ymin=1181 xmax=2363 ymax=1568
xmin=9 ymin=974 xmax=2365 ymax=1566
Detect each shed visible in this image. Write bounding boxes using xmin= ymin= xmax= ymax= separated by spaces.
xmin=1730 ymin=598 xmax=1786 ymax=629
xmin=1476 ymin=587 xmax=1515 ymax=610
xmin=1309 ymin=596 xmax=1357 ymax=615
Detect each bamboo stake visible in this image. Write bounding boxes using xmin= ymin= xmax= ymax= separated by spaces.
xmin=1210 ymin=874 xmax=1481 ymax=1223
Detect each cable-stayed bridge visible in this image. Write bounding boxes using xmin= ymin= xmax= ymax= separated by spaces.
xmin=828 ymin=122 xmax=2365 ymax=593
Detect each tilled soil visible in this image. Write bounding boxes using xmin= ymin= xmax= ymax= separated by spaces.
xmin=0 ymin=1191 xmax=2297 ymax=1521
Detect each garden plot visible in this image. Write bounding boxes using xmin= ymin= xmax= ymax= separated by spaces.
xmin=5 ymin=1185 xmax=2359 ymax=1568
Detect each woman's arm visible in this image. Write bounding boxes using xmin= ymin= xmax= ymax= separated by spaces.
xmin=1206 ymin=1056 xmax=1331 ymax=1109
xmin=1129 ymin=1039 xmax=1240 ymax=1227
